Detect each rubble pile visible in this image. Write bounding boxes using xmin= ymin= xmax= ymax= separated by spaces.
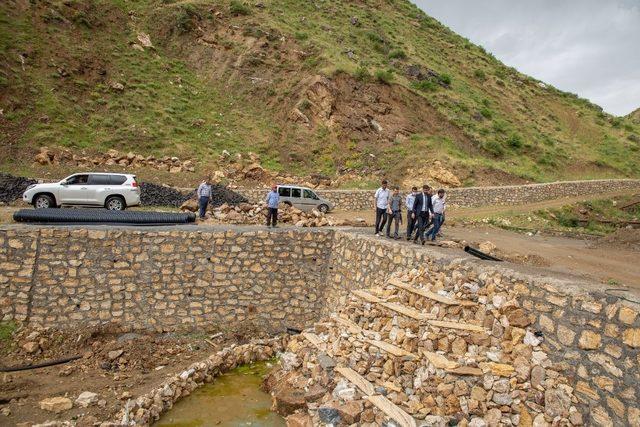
xmin=181 ymin=200 xmax=365 ymax=227
xmin=141 ymin=183 xmax=247 ymax=207
xmin=34 ymin=147 xmax=196 ymax=174
xmin=0 ymin=173 xmax=37 ymax=204
xmin=264 ymin=269 xmax=582 ymax=426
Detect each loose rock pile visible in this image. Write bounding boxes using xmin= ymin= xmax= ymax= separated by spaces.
xmin=181 ymin=201 xmax=366 ymax=227
xmin=265 ymin=269 xmax=582 ymax=426
xmin=34 ymin=147 xmax=196 ymax=173
xmin=141 ymin=183 xmax=247 ymax=207
xmin=0 ymin=173 xmax=37 ymax=204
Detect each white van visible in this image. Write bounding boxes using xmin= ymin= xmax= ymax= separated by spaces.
xmin=277 ymin=185 xmax=333 ymax=213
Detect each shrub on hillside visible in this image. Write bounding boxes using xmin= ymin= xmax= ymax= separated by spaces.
xmin=480 ymin=107 xmax=493 ymax=119
xmin=354 ymin=66 xmax=371 ymax=82
xmin=482 ymin=140 xmax=505 ymax=157
xmin=507 ymin=133 xmax=524 ymax=149
xmin=474 ymin=69 xmax=486 ymax=80
xmin=229 ymin=0 xmax=251 ymax=16
xmin=439 ymin=73 xmax=452 ymax=85
xmin=375 ymin=69 xmax=394 ymax=84
xmin=412 ymin=80 xmax=436 ymax=92
xmin=388 ymin=49 xmax=407 ymax=59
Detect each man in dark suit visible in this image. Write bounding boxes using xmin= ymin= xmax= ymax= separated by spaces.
xmin=412 ymin=184 xmax=433 ymax=244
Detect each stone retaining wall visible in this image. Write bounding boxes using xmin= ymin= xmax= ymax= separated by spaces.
xmin=1 ymin=226 xmax=639 ymax=424
xmin=0 ymin=226 xmax=333 ymax=333
xmin=327 ymin=231 xmax=640 ymax=426
xmin=238 ymin=179 xmax=640 ymax=211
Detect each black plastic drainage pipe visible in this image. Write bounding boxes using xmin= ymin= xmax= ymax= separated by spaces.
xmin=464 ymin=245 xmax=503 ymax=262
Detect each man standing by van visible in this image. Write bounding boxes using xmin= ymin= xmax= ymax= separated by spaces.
xmin=265 ymin=184 xmax=280 ymax=228
xmin=412 ymin=184 xmax=433 ymax=244
xmin=374 ymin=180 xmax=390 ymax=236
xmin=197 ymin=176 xmax=212 ymax=219
xmin=405 ymin=186 xmax=418 ymax=240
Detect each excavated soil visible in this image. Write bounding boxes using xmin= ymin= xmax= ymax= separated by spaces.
xmin=592 ymin=228 xmax=640 ymax=252
xmin=0 ymin=325 xmax=268 ymax=425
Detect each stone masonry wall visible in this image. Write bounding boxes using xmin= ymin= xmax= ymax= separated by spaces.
xmin=327 ymin=231 xmax=640 ymax=426
xmin=238 ymin=179 xmax=640 ymax=211
xmin=0 ymin=226 xmax=333 ymax=333
xmin=1 ymin=226 xmax=639 ymax=424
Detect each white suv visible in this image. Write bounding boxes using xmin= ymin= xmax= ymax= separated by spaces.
xmin=23 ymin=173 xmax=141 ymax=211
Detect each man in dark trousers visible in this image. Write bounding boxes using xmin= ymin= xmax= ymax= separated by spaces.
xmin=373 ymin=179 xmax=390 ymax=236
xmin=265 ymin=184 xmax=280 ymax=228
xmin=412 ymin=184 xmax=433 ymax=245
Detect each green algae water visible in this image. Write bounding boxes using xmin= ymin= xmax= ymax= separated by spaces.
xmin=154 ymin=361 xmax=285 ymax=427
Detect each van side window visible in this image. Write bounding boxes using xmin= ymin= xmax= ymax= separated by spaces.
xmin=278 ymin=187 xmax=291 ymax=197
xmin=303 ymin=189 xmax=318 ymax=199
xmin=291 ymin=188 xmax=301 ymax=198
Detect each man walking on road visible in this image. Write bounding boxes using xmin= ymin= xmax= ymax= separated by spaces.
xmin=405 ymin=186 xmax=418 ymax=240
xmin=412 ymin=184 xmax=433 ymax=244
xmin=386 ymin=187 xmax=403 ymax=239
xmin=374 ymin=180 xmax=390 ymax=236
xmin=425 ymin=189 xmax=446 ymax=241
xmin=197 ymin=177 xmax=212 ymax=219
xmin=265 ymin=184 xmax=280 ymax=228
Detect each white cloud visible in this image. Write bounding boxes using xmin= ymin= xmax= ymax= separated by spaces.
xmin=413 ymin=0 xmax=640 ymax=116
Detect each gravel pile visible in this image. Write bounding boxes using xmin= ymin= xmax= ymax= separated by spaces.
xmin=140 ymin=182 xmax=247 ymax=207
xmin=0 ymin=173 xmax=38 ymax=204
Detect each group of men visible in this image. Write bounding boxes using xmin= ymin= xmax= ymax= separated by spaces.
xmin=374 ymin=180 xmax=446 ymax=244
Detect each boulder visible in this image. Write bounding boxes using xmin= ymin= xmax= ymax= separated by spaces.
xmin=75 ymin=391 xmax=99 ymax=408
xmin=39 ymin=397 xmax=73 ymax=413
xmin=273 ymin=386 xmax=306 ymax=416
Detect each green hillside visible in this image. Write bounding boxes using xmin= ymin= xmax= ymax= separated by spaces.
xmin=1 ymin=0 xmax=639 ymax=187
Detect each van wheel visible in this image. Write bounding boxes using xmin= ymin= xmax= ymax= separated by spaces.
xmin=105 ymin=196 xmax=126 ymax=211
xmin=318 ymin=204 xmax=329 ymax=213
xmin=33 ymin=194 xmax=55 ymax=209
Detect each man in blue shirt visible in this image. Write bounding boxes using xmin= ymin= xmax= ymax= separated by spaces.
xmin=265 ymin=184 xmax=280 ymax=228
xmin=196 ymin=177 xmax=212 ymax=219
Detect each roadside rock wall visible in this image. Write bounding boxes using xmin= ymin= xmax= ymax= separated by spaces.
xmin=328 ymin=231 xmax=640 ymax=426
xmin=0 ymin=227 xmax=333 ymax=333
xmin=238 ymin=179 xmax=640 ymax=211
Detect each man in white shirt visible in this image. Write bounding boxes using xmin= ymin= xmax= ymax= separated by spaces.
xmin=405 ymin=186 xmax=418 ymax=240
xmin=373 ymin=180 xmax=390 ymax=236
xmin=425 ymin=189 xmax=446 ymax=241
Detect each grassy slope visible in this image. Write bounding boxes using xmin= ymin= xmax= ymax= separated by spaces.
xmin=1 ymin=0 xmax=639 ymax=186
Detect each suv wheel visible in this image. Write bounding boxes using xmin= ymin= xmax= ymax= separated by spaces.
xmin=318 ymin=204 xmax=329 ymax=213
xmin=33 ymin=194 xmax=55 ymax=209
xmin=105 ymin=196 xmax=126 ymax=211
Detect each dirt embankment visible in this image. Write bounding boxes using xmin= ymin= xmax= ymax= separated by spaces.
xmin=0 ymin=324 xmax=267 ymax=425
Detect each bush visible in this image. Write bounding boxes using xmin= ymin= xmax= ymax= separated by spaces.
xmin=482 ymin=140 xmax=505 ymax=156
xmin=354 ymin=66 xmax=371 ymax=82
xmin=375 ymin=69 xmax=394 ymax=84
xmin=480 ymin=107 xmax=493 ymax=119
xmin=412 ymin=80 xmax=436 ymax=92
xmin=294 ymin=31 xmax=308 ymax=41
xmin=507 ymin=133 xmax=523 ymax=148
xmin=474 ymin=69 xmax=486 ymax=80
xmin=439 ymin=73 xmax=452 ymax=85
xmin=388 ymin=49 xmax=407 ymax=59
xmin=229 ymin=0 xmax=251 ymax=16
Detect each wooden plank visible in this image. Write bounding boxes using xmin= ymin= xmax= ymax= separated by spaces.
xmin=379 ymin=301 xmax=433 ymax=321
xmin=352 ymin=289 xmax=383 ymax=304
xmin=446 ymin=366 xmax=483 ymax=376
xmin=423 ymin=351 xmax=458 ymax=370
xmin=367 ymin=395 xmax=417 ymax=427
xmin=302 ymin=332 xmax=323 ymax=349
xmin=388 ymin=277 xmax=476 ymax=307
xmin=365 ymin=338 xmax=417 ymax=359
xmin=332 ymin=315 xmax=363 ymax=334
xmin=335 ymin=366 xmax=376 ymax=396
xmin=427 ymin=319 xmax=487 ymax=333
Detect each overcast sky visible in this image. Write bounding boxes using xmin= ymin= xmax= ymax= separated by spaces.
xmin=414 ymin=0 xmax=640 ymax=116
